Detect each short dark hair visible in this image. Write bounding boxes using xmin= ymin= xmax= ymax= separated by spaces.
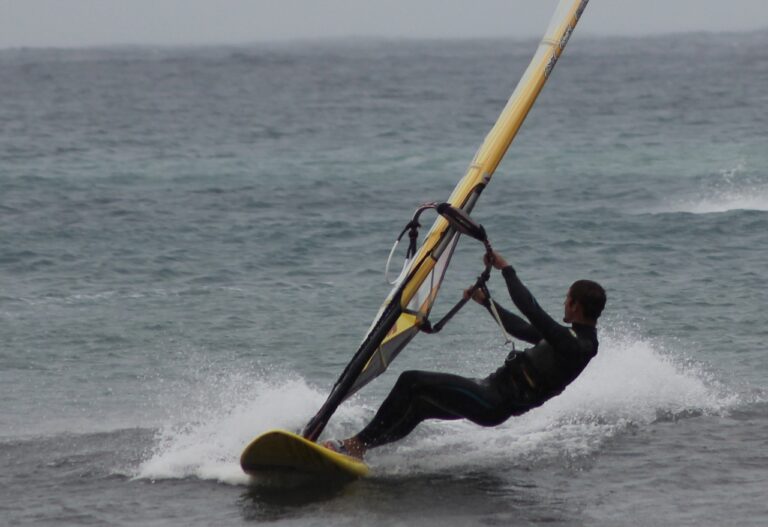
xmin=569 ymin=280 xmax=606 ymax=320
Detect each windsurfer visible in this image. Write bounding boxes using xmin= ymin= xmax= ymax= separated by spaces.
xmin=324 ymin=250 xmax=606 ymax=459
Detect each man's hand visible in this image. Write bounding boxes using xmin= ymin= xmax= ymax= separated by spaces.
xmin=484 ymin=250 xmax=509 ymax=270
xmin=463 ymin=287 xmax=488 ymax=305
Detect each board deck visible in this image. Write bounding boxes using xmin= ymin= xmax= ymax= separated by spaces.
xmin=240 ymin=429 xmax=369 ymax=480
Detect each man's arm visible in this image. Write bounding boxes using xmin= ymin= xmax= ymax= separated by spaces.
xmin=486 ymin=300 xmax=541 ymax=344
xmin=464 ymin=284 xmax=542 ymax=344
xmin=500 ymin=266 xmax=576 ymax=351
xmin=484 ymin=248 xmax=579 ymax=351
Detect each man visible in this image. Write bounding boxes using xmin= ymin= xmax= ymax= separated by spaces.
xmin=325 ymin=250 xmax=606 ymax=459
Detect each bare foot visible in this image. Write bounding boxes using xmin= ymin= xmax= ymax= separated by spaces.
xmin=322 ymin=437 xmax=366 ymax=460
xmin=343 ymin=438 xmax=366 ymax=460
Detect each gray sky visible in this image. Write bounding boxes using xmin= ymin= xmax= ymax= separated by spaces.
xmin=2 ymin=0 xmax=767 ymax=48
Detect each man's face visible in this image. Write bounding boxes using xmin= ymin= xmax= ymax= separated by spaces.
xmin=563 ymin=290 xmax=578 ymax=323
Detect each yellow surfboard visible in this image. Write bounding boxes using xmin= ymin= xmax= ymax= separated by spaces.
xmin=240 ymin=429 xmax=369 ymax=480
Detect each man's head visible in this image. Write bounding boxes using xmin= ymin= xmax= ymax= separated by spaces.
xmin=563 ymin=280 xmax=606 ymax=325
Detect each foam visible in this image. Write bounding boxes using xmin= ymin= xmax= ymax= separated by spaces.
xmin=648 ymin=164 xmax=768 ymax=214
xmin=661 ymin=189 xmax=768 ymax=214
xmin=134 ymin=371 xmax=370 ymax=485
xmin=371 ymin=326 xmax=736 ymax=475
xmin=134 ymin=327 xmax=737 ymax=483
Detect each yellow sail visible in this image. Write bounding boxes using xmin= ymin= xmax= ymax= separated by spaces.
xmin=304 ymin=0 xmax=589 ymax=441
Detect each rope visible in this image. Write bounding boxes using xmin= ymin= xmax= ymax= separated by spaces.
xmin=385 ymin=201 xmax=511 ymax=342
xmin=420 ymin=239 xmax=494 ymax=335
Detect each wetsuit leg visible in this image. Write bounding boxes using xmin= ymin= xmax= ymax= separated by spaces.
xmin=355 ymin=370 xmax=514 ymax=449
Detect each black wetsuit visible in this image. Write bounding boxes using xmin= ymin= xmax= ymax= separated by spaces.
xmin=355 ymin=266 xmax=598 ymax=448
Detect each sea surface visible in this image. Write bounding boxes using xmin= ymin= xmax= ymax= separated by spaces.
xmin=2 ymin=29 xmax=767 ymax=526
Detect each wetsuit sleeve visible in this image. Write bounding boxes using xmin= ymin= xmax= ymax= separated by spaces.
xmin=485 ymin=300 xmax=542 ymax=344
xmin=500 ymin=266 xmax=578 ymax=351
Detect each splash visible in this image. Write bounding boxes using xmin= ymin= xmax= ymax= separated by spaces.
xmin=134 ymin=370 xmax=370 ymax=485
xmin=371 ymin=326 xmax=737 ymax=475
xmin=650 ymin=164 xmax=768 ymax=214
xmin=135 ymin=328 xmax=737 ymax=483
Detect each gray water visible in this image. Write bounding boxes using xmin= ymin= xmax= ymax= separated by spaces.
xmin=1 ymin=31 xmax=767 ymax=526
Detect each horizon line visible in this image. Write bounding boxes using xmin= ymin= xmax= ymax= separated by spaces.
xmin=2 ymin=26 xmax=767 ymax=52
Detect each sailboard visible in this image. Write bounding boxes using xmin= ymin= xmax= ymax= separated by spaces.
xmin=241 ymin=429 xmax=368 ymax=480
xmin=241 ymin=0 xmax=590 ymax=480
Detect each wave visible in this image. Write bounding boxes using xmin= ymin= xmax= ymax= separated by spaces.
xmin=647 ymin=164 xmax=768 ymax=214
xmin=656 ymin=190 xmax=768 ymax=214
xmin=133 ymin=327 xmax=738 ymax=484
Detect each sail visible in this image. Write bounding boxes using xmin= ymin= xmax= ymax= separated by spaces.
xmin=303 ymin=0 xmax=589 ymax=441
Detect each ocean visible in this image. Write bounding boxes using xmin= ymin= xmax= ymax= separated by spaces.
xmin=1 ymin=30 xmax=767 ymax=526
